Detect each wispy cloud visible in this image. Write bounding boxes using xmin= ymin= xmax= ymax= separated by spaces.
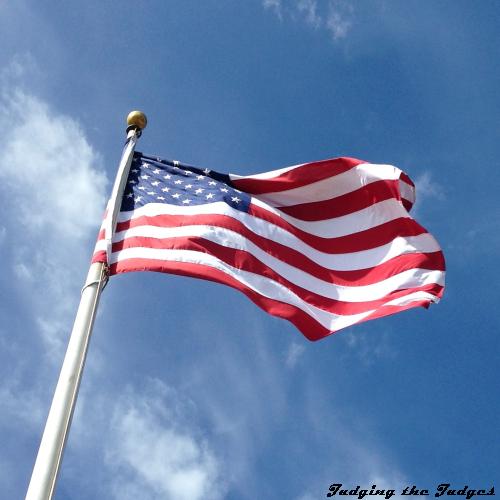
xmin=285 ymin=341 xmax=306 ymax=368
xmin=297 ymin=0 xmax=322 ymax=29
xmin=0 ymin=356 xmax=45 ymax=429
xmin=414 ymin=171 xmax=445 ymax=202
xmin=0 ymin=56 xmax=108 ymax=475
xmin=0 ymin=57 xmax=108 ymax=354
xmin=326 ymin=0 xmax=353 ymax=40
xmin=263 ymin=0 xmax=354 ymax=41
xmin=412 ymin=171 xmax=445 ymax=216
xmin=263 ymin=0 xmax=283 ymax=20
xmin=105 ymin=379 xmax=225 ymax=500
xmin=340 ymin=328 xmax=397 ymax=366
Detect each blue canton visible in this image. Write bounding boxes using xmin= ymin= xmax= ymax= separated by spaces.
xmin=122 ymin=153 xmax=251 ymax=213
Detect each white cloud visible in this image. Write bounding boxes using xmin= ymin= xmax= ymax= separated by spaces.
xmin=105 ymin=380 xmax=225 ymax=500
xmin=297 ymin=0 xmax=322 ymax=29
xmin=0 ymin=53 xmax=39 ymax=84
xmin=13 ymin=262 xmax=33 ymax=281
xmin=0 ymin=69 xmax=108 ymax=353
xmin=414 ymin=171 xmax=445 ymax=202
xmin=0 ymin=58 xmax=108 ymax=465
xmin=0 ymin=328 xmax=46 ymax=429
xmin=340 ymin=328 xmax=397 ymax=365
xmin=0 ymin=380 xmax=45 ymax=429
xmin=285 ymin=341 xmax=306 ymax=368
xmin=263 ymin=0 xmax=283 ymax=20
xmin=412 ymin=171 xmax=445 ymax=216
xmin=262 ymin=0 xmax=354 ymax=41
xmin=161 ymin=311 xmax=292 ymax=496
xmin=326 ymin=0 xmax=353 ymax=40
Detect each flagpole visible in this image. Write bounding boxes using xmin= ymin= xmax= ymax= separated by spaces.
xmin=25 ymin=111 xmax=148 ymax=500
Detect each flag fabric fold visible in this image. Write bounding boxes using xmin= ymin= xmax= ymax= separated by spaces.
xmin=93 ymin=152 xmax=445 ymax=340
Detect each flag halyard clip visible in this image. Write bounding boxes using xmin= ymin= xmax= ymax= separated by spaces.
xmin=81 ymin=263 xmax=109 ymax=295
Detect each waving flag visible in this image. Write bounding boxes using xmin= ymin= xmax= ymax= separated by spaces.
xmin=93 ymin=152 xmax=445 ymax=340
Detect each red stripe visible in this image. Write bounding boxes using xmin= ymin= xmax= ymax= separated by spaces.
xmin=108 ymin=258 xmax=438 ymax=341
xmin=399 ymin=172 xmax=415 ymax=188
xmin=232 ymin=157 xmax=364 ymax=194
xmin=94 ymin=215 xmax=444 ymax=285
xmin=107 ymin=227 xmax=444 ymax=286
xmin=277 ymin=179 xmax=401 ymax=221
xmin=348 ymin=298 xmax=435 ymax=334
xmin=111 ymin=257 xmax=333 ymax=340
xmin=248 ymin=203 xmax=428 ymax=252
xmin=402 ymin=199 xmax=413 ymax=211
xmin=110 ymin=210 xmax=427 ymax=254
xmin=110 ymin=235 xmax=444 ymax=315
xmin=92 ymin=249 xmax=107 ymax=264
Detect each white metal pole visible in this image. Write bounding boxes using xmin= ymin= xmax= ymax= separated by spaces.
xmin=25 ymin=112 xmax=147 ymax=500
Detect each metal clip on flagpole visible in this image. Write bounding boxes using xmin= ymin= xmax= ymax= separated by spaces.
xmin=25 ymin=111 xmax=148 ymax=500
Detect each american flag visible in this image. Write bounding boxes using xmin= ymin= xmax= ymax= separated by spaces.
xmin=93 ymin=152 xmax=445 ymax=341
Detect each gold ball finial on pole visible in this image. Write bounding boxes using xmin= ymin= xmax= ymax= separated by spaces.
xmin=127 ymin=110 xmax=147 ymax=131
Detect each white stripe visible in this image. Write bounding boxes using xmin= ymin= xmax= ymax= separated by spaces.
xmin=108 ymin=225 xmax=443 ymax=302
xmin=102 ymin=219 xmax=442 ymax=275
xmin=231 ymin=161 xmax=417 ymax=219
xmin=384 ymin=291 xmax=440 ymax=307
xmin=399 ymin=179 xmax=415 ymax=205
xmin=96 ymin=225 xmax=440 ymax=272
xmin=118 ymin=201 xmax=231 ymax=222
xmin=249 ymin=163 xmax=402 ymax=207
xmin=229 ymin=163 xmax=304 ymax=181
xmin=110 ymin=247 xmax=437 ymax=330
xmin=252 ymin=197 xmax=410 ymax=237
xmin=114 ymin=234 xmax=444 ymax=302
xmin=105 ymin=204 xmax=441 ymax=270
xmin=118 ymin=198 xmax=410 ymax=239
xmin=109 ymin=247 xmax=376 ymax=330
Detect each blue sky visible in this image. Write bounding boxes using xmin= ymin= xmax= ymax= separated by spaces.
xmin=0 ymin=1 xmax=498 ymax=499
